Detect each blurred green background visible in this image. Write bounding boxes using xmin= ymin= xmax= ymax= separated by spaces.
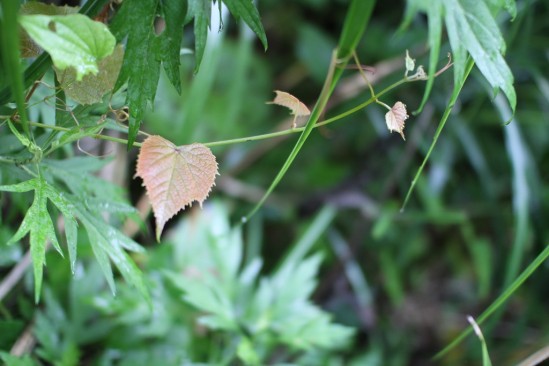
xmin=2 ymin=0 xmax=549 ymax=365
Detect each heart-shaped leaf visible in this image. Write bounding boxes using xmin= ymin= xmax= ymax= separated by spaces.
xmin=135 ymin=135 xmax=218 ymax=240
xmin=385 ymin=101 xmax=408 ymax=140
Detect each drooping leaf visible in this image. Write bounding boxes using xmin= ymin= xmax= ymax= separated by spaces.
xmin=401 ymin=0 xmax=516 ymax=113
xmin=267 ymin=90 xmax=311 ymax=117
xmin=19 ymin=2 xmax=79 ymax=58
xmin=135 ymin=135 xmax=218 ymax=240
xmin=72 ymin=201 xmax=148 ymax=300
xmin=223 ymin=0 xmax=268 ymax=51
xmin=0 ymin=177 xmax=77 ymax=302
xmin=385 ymin=101 xmax=408 ymax=140
xmin=110 ymin=0 xmax=187 ymax=148
xmin=445 ymin=0 xmax=516 ymax=111
xmin=188 ymin=0 xmax=212 ymax=72
xmin=19 ymin=14 xmax=116 ymax=81
xmin=55 ymin=44 xmax=124 ymax=105
xmin=159 ymin=0 xmax=187 ymax=93
xmin=41 ymin=157 xmax=147 ymax=297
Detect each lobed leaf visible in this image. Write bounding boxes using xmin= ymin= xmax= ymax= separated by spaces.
xmin=0 ymin=178 xmax=75 ymax=302
xmin=135 ymin=135 xmax=218 ymax=240
xmin=19 ymin=14 xmax=116 ymax=81
xmin=110 ymin=0 xmax=188 ymax=148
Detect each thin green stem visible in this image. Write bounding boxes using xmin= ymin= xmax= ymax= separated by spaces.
xmin=6 ymin=77 xmax=410 ymax=152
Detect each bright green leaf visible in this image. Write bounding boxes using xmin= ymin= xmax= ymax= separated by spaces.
xmin=0 ymin=177 xmax=75 ymax=303
xmin=19 ymin=14 xmax=116 ymax=81
xmin=19 ymin=2 xmax=79 ymax=58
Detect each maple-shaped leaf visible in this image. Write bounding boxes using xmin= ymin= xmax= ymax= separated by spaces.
xmin=385 ymin=101 xmax=408 ymax=140
xmin=0 ymin=177 xmax=76 ymax=303
xmin=135 ymin=135 xmax=218 ymax=240
xmin=267 ymin=90 xmax=311 ymax=117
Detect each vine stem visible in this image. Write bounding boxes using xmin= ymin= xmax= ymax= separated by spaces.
xmin=2 ymin=77 xmax=410 ymax=151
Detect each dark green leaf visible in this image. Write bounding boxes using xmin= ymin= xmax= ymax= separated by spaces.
xmin=111 ymin=0 xmax=162 ymax=148
xmin=223 ymin=0 xmax=268 ymax=51
xmin=160 ymin=0 xmax=188 ymax=93
xmin=189 ymin=0 xmax=211 ymax=72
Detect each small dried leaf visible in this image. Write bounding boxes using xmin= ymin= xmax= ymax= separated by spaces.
xmin=135 ymin=136 xmax=218 ymax=240
xmin=405 ymin=50 xmax=415 ymax=75
xmin=267 ymin=90 xmax=311 ymax=116
xmin=385 ymin=101 xmax=409 ymax=140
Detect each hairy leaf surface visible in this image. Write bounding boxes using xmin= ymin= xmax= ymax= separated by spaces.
xmin=135 ymin=135 xmax=218 ymax=240
xmin=19 ymin=14 xmax=115 ymax=81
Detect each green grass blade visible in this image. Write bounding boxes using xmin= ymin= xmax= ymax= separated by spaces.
xmin=337 ymin=0 xmax=376 ymax=60
xmin=401 ymin=57 xmax=475 ymax=211
xmin=244 ymin=0 xmax=376 ymax=221
xmin=493 ymin=94 xmax=534 ymax=286
xmin=434 ymin=242 xmax=549 ymax=360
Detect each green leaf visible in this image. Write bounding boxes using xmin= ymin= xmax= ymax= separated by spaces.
xmin=403 ymin=0 xmax=516 ymax=113
xmin=55 ymin=44 xmax=124 ymax=105
xmin=73 ymin=201 xmax=148 ymax=300
xmin=55 ymin=122 xmax=106 ymax=149
xmin=445 ymin=0 xmax=516 ymax=111
xmin=223 ymin=0 xmax=268 ymax=51
xmin=189 ymin=0 xmax=212 ymax=72
xmin=19 ymin=14 xmax=116 ymax=81
xmin=19 ymin=2 xmax=80 ymax=58
xmin=111 ymin=0 xmax=162 ymax=148
xmin=160 ymin=0 xmax=187 ymax=93
xmin=0 ymin=177 xmax=74 ymax=303
xmin=0 ymin=0 xmax=110 ymax=106
xmin=0 ymin=353 xmax=37 ymax=366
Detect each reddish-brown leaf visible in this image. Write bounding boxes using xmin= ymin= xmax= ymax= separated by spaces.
xmin=267 ymin=90 xmax=311 ymax=116
xmin=135 ymin=135 xmax=218 ymax=240
xmin=385 ymin=101 xmax=409 ymax=140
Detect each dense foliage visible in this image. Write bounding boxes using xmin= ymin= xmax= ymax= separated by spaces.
xmin=1 ymin=0 xmax=549 ymax=365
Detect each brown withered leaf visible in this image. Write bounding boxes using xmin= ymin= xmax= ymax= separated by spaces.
xmin=55 ymin=44 xmax=124 ymax=105
xmin=267 ymin=90 xmax=311 ymax=117
xmin=385 ymin=101 xmax=409 ymax=140
xmin=135 ymin=135 xmax=218 ymax=240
